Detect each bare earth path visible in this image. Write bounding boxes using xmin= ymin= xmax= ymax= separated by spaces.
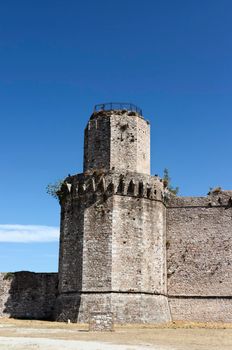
xmin=1 ymin=319 xmax=232 ymax=350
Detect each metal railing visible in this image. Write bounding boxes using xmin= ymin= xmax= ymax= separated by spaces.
xmin=94 ymin=102 xmax=142 ymax=116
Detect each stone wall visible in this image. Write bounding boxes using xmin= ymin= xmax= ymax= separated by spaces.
xmin=167 ymin=191 xmax=232 ymax=296
xmin=169 ymin=297 xmax=232 ymax=322
xmin=84 ymin=110 xmax=150 ymax=174
xmin=55 ymin=292 xmax=171 ymax=323
xmin=55 ymin=169 xmax=171 ymax=323
xmin=84 ymin=113 xmax=111 ymax=172
xmin=112 ymin=196 xmax=166 ymax=294
xmin=136 ymin=115 xmax=150 ymax=175
xmin=167 ymin=190 xmax=232 ymax=321
xmin=58 ymin=169 xmax=165 ymax=294
xmin=89 ymin=312 xmax=114 ymax=331
xmin=0 ymin=272 xmax=58 ymax=320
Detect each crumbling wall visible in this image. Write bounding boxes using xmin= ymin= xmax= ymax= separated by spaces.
xmin=167 ymin=191 xmax=232 ymax=321
xmin=0 ymin=272 xmax=58 ymax=319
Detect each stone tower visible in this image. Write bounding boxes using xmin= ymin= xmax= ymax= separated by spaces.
xmin=54 ymin=103 xmax=171 ymax=323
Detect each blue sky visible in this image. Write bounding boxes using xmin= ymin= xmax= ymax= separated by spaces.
xmin=0 ymin=0 xmax=231 ymax=272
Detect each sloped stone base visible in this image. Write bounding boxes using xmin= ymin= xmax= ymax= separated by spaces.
xmin=54 ymin=292 xmax=171 ymax=324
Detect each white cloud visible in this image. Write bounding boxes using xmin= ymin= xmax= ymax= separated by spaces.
xmin=0 ymin=225 xmax=59 ymax=243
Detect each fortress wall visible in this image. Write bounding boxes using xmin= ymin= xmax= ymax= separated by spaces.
xmin=167 ymin=194 xmax=232 ymax=321
xmin=58 ymin=193 xmax=114 ymax=295
xmin=168 ymin=297 xmax=232 ymax=322
xmin=55 ymin=292 xmax=171 ymax=323
xmin=112 ymin=196 xmax=167 ymax=294
xmin=82 ymin=196 xmax=113 ymax=291
xmin=58 ymin=197 xmax=85 ymax=293
xmin=111 ymin=293 xmax=171 ymax=323
xmin=167 ymin=196 xmax=232 ymax=296
xmin=55 ymin=171 xmax=171 ymax=323
xmin=0 ymin=272 xmax=57 ymax=319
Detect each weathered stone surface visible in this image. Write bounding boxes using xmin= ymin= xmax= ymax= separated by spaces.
xmin=55 ymin=168 xmax=170 ymax=323
xmin=55 ymin=109 xmax=232 ymax=324
xmin=1 ymin=107 xmax=232 ymax=324
xmin=0 ymin=272 xmax=57 ymax=319
xmin=112 ymin=196 xmax=166 ymax=294
xmin=167 ymin=192 xmax=232 ymax=297
xmin=169 ymin=297 xmax=232 ymax=322
xmin=55 ymin=109 xmax=170 ymax=323
xmin=84 ymin=110 xmax=150 ymax=175
xmin=54 ymin=292 xmax=171 ymax=323
xmin=89 ymin=312 xmax=114 ymax=331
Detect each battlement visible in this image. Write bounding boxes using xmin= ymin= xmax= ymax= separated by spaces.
xmin=59 ymin=170 xmax=164 ymax=202
xmin=167 ymin=190 xmax=232 ymax=208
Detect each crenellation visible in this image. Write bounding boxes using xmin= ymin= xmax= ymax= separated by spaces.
xmin=58 ymin=171 xmax=164 ymax=203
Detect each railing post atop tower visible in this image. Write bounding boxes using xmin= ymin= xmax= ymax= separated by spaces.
xmin=94 ymin=102 xmax=143 ymax=116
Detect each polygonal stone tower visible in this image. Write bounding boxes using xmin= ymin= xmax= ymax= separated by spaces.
xmin=54 ymin=103 xmax=171 ymax=323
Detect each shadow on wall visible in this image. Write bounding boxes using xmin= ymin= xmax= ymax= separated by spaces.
xmin=54 ymin=174 xmax=117 ymax=322
xmin=2 ymin=271 xmax=58 ymax=320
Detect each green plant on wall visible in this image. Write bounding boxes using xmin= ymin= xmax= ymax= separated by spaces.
xmin=163 ymin=168 xmax=179 ymax=195
xmin=46 ymin=179 xmax=65 ymax=200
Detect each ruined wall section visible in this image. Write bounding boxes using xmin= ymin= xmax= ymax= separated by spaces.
xmin=0 ymin=272 xmax=57 ymax=319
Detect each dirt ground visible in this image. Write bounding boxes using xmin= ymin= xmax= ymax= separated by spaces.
xmin=1 ymin=319 xmax=232 ymax=350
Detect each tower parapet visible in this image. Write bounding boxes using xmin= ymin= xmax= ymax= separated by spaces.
xmin=59 ymin=170 xmax=164 ymax=202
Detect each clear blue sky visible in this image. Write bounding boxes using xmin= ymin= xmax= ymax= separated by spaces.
xmin=0 ymin=0 xmax=231 ymax=272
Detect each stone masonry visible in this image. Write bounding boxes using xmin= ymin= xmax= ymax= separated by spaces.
xmin=167 ymin=190 xmax=232 ymax=322
xmin=0 ymin=272 xmax=57 ymax=320
xmin=0 ymin=104 xmax=231 ymax=323
xmin=54 ymin=107 xmax=171 ymax=323
xmin=89 ymin=312 xmax=114 ymax=331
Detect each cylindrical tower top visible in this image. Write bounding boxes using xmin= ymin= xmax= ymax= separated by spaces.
xmin=84 ymin=105 xmax=150 ymax=175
